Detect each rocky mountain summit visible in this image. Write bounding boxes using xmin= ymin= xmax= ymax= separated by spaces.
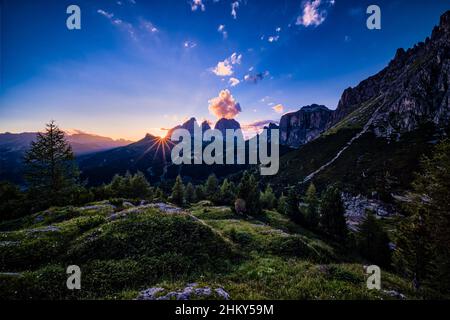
xmin=330 ymin=10 xmax=450 ymax=138
xmin=279 ymin=104 xmax=332 ymax=148
xmin=214 ymin=118 xmax=242 ymax=137
xmin=278 ymin=11 xmax=450 ymax=148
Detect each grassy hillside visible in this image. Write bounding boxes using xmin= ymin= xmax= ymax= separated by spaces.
xmin=0 ymin=200 xmax=418 ymax=300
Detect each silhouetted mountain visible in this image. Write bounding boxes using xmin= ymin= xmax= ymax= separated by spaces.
xmin=214 ymin=118 xmax=241 ymax=136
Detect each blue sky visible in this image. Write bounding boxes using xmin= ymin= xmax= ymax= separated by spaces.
xmin=0 ymin=0 xmax=448 ymax=140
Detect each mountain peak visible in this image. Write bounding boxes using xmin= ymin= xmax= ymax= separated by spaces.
xmin=439 ymin=10 xmax=450 ymax=31
xmin=214 ymin=118 xmax=241 ymax=136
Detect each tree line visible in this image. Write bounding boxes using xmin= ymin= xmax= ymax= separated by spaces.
xmin=0 ymin=121 xmax=449 ymax=297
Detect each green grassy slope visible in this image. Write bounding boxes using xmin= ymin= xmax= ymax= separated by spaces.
xmin=0 ymin=201 xmax=418 ymax=300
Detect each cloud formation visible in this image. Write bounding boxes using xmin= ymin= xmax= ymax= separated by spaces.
xmin=231 ymin=1 xmax=239 ymax=19
xmin=218 ymin=24 xmax=228 ymax=39
xmin=191 ymin=0 xmax=205 ymax=12
xmin=208 ymin=89 xmax=242 ymax=119
xmin=97 ymin=9 xmax=158 ymax=40
xmin=241 ymin=119 xmax=279 ymax=138
xmin=244 ymin=71 xmax=269 ymax=84
xmin=296 ymin=0 xmax=334 ymax=27
xmin=212 ymin=52 xmax=242 ymax=77
xmin=272 ymin=104 xmax=284 ymax=113
xmin=229 ymin=77 xmax=240 ymax=87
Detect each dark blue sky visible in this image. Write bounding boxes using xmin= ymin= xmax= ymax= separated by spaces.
xmin=1 ymin=0 xmax=448 ymax=139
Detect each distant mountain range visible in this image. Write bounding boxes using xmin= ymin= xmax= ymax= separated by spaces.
xmin=0 ymin=131 xmax=132 ymax=184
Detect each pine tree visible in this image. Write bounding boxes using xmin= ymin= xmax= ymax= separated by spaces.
xmin=286 ymin=188 xmax=303 ymax=224
xmin=394 ymin=139 xmax=450 ymax=294
xmin=195 ymin=185 xmax=206 ymax=201
xmin=356 ymin=210 xmax=391 ymax=267
xmin=24 ymin=121 xmax=79 ymax=208
xmin=170 ymin=175 xmax=185 ymax=206
xmin=154 ymin=187 xmax=166 ymax=201
xmin=219 ymin=179 xmax=235 ymax=205
xmin=260 ymin=184 xmax=276 ymax=210
xmin=130 ymin=171 xmax=152 ymax=199
xmin=184 ymin=182 xmax=196 ymax=204
xmin=304 ymin=183 xmax=320 ymax=229
xmin=109 ymin=174 xmax=125 ymax=197
xmin=204 ymin=174 xmax=218 ymax=203
xmin=277 ymin=192 xmax=288 ymax=215
xmin=319 ymin=186 xmax=347 ymax=241
xmin=237 ymin=171 xmax=261 ymax=216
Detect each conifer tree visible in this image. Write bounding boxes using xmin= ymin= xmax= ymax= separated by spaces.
xmin=277 ymin=192 xmax=288 ymax=215
xmin=237 ymin=171 xmax=261 ymax=216
xmin=24 ymin=121 xmax=79 ymax=208
xmin=304 ymin=183 xmax=320 ymax=229
xmin=356 ymin=210 xmax=391 ymax=267
xmin=195 ymin=185 xmax=206 ymax=201
xmin=219 ymin=179 xmax=235 ymax=205
xmin=319 ymin=186 xmax=347 ymax=241
xmin=260 ymin=184 xmax=276 ymax=210
xmin=394 ymin=139 xmax=450 ymax=294
xmin=286 ymin=188 xmax=303 ymax=224
xmin=130 ymin=171 xmax=152 ymax=199
xmin=171 ymin=175 xmax=185 ymax=206
xmin=204 ymin=174 xmax=218 ymax=203
xmin=184 ymin=182 xmax=196 ymax=204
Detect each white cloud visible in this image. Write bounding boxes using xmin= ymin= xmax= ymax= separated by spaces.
xmin=218 ymin=24 xmax=228 ymax=39
xmin=97 ymin=9 xmax=137 ymax=40
xmin=268 ymin=35 xmax=280 ymax=42
xmin=211 ymin=52 xmax=242 ymax=77
xmin=191 ymin=0 xmax=206 ymax=12
xmin=213 ymin=61 xmax=233 ymax=76
xmin=296 ymin=0 xmax=334 ymax=27
xmin=231 ymin=1 xmax=239 ymax=19
xmin=97 ymin=9 xmax=114 ymax=19
xmin=229 ymin=52 xmax=242 ymax=65
xmin=272 ymin=104 xmax=284 ymax=113
xmin=183 ymin=41 xmax=197 ymax=49
xmin=140 ymin=20 xmax=158 ymax=33
xmin=229 ymin=77 xmax=240 ymax=87
xmin=208 ymin=89 xmax=242 ymax=119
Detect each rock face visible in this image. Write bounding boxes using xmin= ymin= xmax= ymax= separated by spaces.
xmin=342 ymin=193 xmax=396 ymax=231
xmin=330 ymin=10 xmax=450 ymax=137
xmin=136 ymin=283 xmax=231 ymax=300
xmin=279 ymin=104 xmax=332 ymax=148
xmin=280 ymin=11 xmax=450 ymax=148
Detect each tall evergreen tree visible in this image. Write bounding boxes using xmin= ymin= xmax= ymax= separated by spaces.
xmin=394 ymin=139 xmax=450 ymax=295
xmin=356 ymin=210 xmax=391 ymax=268
xmin=286 ymin=188 xmax=303 ymax=224
xmin=319 ymin=186 xmax=347 ymax=241
xmin=195 ymin=185 xmax=206 ymax=201
xmin=260 ymin=184 xmax=276 ymax=210
xmin=219 ymin=179 xmax=235 ymax=205
xmin=277 ymin=192 xmax=288 ymax=215
xmin=304 ymin=183 xmax=320 ymax=229
xmin=237 ymin=171 xmax=261 ymax=216
xmin=184 ymin=182 xmax=196 ymax=204
xmin=171 ymin=175 xmax=185 ymax=206
xmin=24 ymin=121 xmax=79 ymax=208
xmin=204 ymin=174 xmax=218 ymax=203
xmin=130 ymin=171 xmax=152 ymax=199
